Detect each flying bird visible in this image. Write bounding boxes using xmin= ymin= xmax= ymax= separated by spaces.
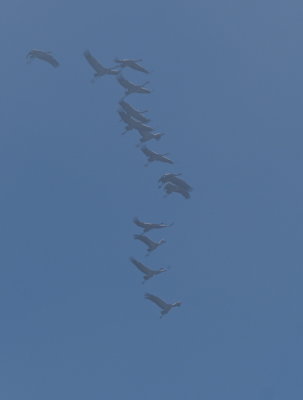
xmin=163 ymin=182 xmax=190 ymax=199
xmin=114 ymin=58 xmax=149 ymax=74
xmin=117 ymin=74 xmax=151 ymax=96
xmin=133 ymin=217 xmax=174 ymax=233
xmin=141 ymin=146 xmax=174 ymax=166
xmin=26 ymin=49 xmax=59 ymax=67
xmin=159 ymin=173 xmax=193 ymax=192
xmin=119 ymin=99 xmax=150 ymax=123
xmin=134 ymin=234 xmax=166 ymax=255
xmin=83 ymin=50 xmax=119 ymax=81
xmin=130 ymin=257 xmax=168 ymax=283
xmin=144 ymin=293 xmax=181 ymax=318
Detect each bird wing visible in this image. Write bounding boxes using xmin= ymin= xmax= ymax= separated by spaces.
xmin=43 ymin=53 xmax=60 ymax=67
xmin=117 ymin=75 xmax=136 ymax=90
xmin=134 ymin=234 xmax=153 ymax=247
xmin=164 ymin=182 xmax=175 ymax=192
xmin=145 ymin=293 xmax=168 ymax=309
xmin=141 ymin=146 xmax=155 ymax=158
xmin=84 ymin=50 xmax=105 ymax=73
xmin=172 ymin=177 xmax=192 ymax=192
xmin=133 ymin=217 xmax=145 ymax=228
xmin=136 ymin=122 xmax=154 ymax=132
xmin=129 ymin=62 xmax=149 ymax=74
xmin=130 ymin=257 xmax=151 ymax=274
xmin=137 ymin=130 xmax=151 ymax=141
xmin=118 ymin=110 xmax=129 ymax=124
xmin=28 ymin=50 xmax=59 ymax=67
xmin=157 ymin=154 xmax=173 ymax=164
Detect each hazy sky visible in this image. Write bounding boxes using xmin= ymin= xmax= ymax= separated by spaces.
xmin=1 ymin=1 xmax=303 ymax=399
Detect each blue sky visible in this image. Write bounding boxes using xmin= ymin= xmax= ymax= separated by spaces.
xmin=1 ymin=0 xmax=303 ymax=399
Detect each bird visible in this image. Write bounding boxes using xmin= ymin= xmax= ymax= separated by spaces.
xmin=144 ymin=293 xmax=181 ymax=318
xmin=119 ymin=99 xmax=150 ymax=123
xmin=158 ymin=173 xmax=193 ymax=192
xmin=117 ymin=74 xmax=151 ymax=96
xmin=83 ymin=50 xmax=119 ymax=81
xmin=114 ymin=58 xmax=149 ymax=74
xmin=129 ymin=257 xmax=168 ymax=283
xmin=134 ymin=234 xmax=166 ymax=255
xmin=163 ymin=182 xmax=190 ymax=199
xmin=141 ymin=146 xmax=174 ymax=166
xmin=133 ymin=217 xmax=174 ymax=233
xmin=26 ymin=49 xmax=59 ymax=67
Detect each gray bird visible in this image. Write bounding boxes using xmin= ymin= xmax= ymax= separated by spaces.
xmin=164 ymin=183 xmax=190 ymax=199
xmin=114 ymin=58 xmax=149 ymax=74
xmin=145 ymin=293 xmax=181 ymax=318
xmin=84 ymin=50 xmax=119 ymax=81
xmin=134 ymin=234 xmax=166 ymax=255
xmin=26 ymin=49 xmax=59 ymax=67
xmin=117 ymin=74 xmax=151 ymax=96
xmin=119 ymin=99 xmax=150 ymax=123
xmin=133 ymin=217 xmax=174 ymax=233
xmin=141 ymin=146 xmax=174 ymax=166
xmin=130 ymin=257 xmax=168 ymax=283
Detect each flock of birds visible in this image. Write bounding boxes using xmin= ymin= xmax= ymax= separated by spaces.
xmin=26 ymin=48 xmax=193 ymax=318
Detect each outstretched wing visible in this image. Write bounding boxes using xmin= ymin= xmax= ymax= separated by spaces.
xmin=145 ymin=293 xmax=168 ymax=309
xmin=141 ymin=146 xmax=155 ymax=158
xmin=133 ymin=217 xmax=145 ymax=228
xmin=172 ymin=176 xmax=192 ymax=192
xmin=130 ymin=257 xmax=151 ymax=274
xmin=117 ymin=74 xmax=135 ymax=90
xmin=129 ymin=62 xmax=149 ymax=74
xmin=118 ymin=110 xmax=130 ymax=124
xmin=43 ymin=53 xmax=59 ymax=67
xmin=134 ymin=234 xmax=153 ymax=247
xmin=84 ymin=50 xmax=105 ymax=73
xmin=27 ymin=50 xmax=59 ymax=67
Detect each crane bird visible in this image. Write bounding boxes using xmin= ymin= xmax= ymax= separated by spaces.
xmin=141 ymin=146 xmax=173 ymax=166
xmin=145 ymin=293 xmax=181 ymax=318
xmin=117 ymin=74 xmax=151 ymax=96
xmin=134 ymin=234 xmax=166 ymax=255
xmin=119 ymin=99 xmax=150 ymax=123
xmin=133 ymin=217 xmax=174 ymax=233
xmin=159 ymin=173 xmax=193 ymax=192
xmin=83 ymin=50 xmax=119 ymax=82
xmin=26 ymin=49 xmax=59 ymax=67
xmin=164 ymin=182 xmax=191 ymax=199
xmin=130 ymin=257 xmax=168 ymax=283
xmin=114 ymin=58 xmax=149 ymax=74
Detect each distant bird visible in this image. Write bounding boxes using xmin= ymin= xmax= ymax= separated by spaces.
xmin=133 ymin=217 xmax=174 ymax=233
xmin=114 ymin=58 xmax=149 ymax=74
xmin=130 ymin=257 xmax=168 ymax=283
xmin=141 ymin=146 xmax=173 ymax=166
xmin=26 ymin=49 xmax=59 ymax=67
xmin=117 ymin=74 xmax=151 ymax=96
xmin=144 ymin=293 xmax=181 ymax=318
xmin=83 ymin=50 xmax=119 ymax=81
xmin=134 ymin=234 xmax=166 ymax=255
xmin=119 ymin=99 xmax=150 ymax=123
xmin=159 ymin=173 xmax=193 ymax=192
xmin=164 ymin=183 xmax=190 ymax=199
